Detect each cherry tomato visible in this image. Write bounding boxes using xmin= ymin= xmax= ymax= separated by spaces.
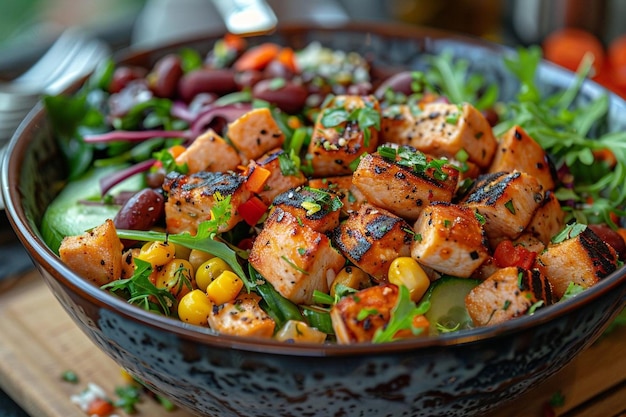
xmin=543 ymin=28 xmax=605 ymax=74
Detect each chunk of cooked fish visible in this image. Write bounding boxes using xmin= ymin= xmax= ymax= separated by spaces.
xmin=59 ymin=219 xmax=123 ymax=286
xmin=208 ymin=293 xmax=276 ymax=338
xmin=466 ymin=266 xmax=554 ymax=326
xmin=227 ymin=107 xmax=285 ymax=162
xmin=271 ymin=186 xmax=342 ymax=233
xmin=463 ymin=170 xmax=544 ymax=247
xmin=332 ymin=203 xmax=413 ymax=281
xmin=308 ymin=175 xmax=368 ymax=214
xmin=410 ymin=202 xmax=490 ymax=277
xmin=163 ymin=171 xmax=251 ymax=234
xmin=352 ymin=147 xmax=459 ymax=221
xmin=331 ymin=284 xmax=398 ymax=344
xmin=536 ymin=226 xmax=619 ymax=299
xmin=489 ymin=125 xmax=556 ymax=191
xmin=308 ymin=95 xmax=380 ymax=177
xmin=382 ymin=102 xmax=497 ymax=168
xmin=248 ymin=207 xmax=346 ymax=304
xmin=253 ymin=148 xmax=307 ymax=205
xmin=175 ymin=129 xmax=241 ymax=173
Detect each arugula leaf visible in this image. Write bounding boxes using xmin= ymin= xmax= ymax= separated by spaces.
xmin=372 ymin=286 xmax=430 ymax=343
xmin=425 ymin=50 xmax=498 ymax=110
xmin=102 ymin=258 xmax=175 ymax=315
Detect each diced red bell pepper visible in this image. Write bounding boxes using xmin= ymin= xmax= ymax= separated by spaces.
xmin=244 ymin=165 xmax=271 ymax=193
xmin=238 ymin=196 xmax=268 ymax=226
xmin=493 ymin=239 xmax=537 ymax=270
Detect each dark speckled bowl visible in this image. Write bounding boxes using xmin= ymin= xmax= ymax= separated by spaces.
xmin=3 ymin=23 xmax=626 ymax=417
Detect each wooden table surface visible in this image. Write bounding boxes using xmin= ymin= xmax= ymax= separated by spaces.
xmin=0 ymin=269 xmax=625 ymax=417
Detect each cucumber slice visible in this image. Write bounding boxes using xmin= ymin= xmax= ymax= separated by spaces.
xmin=41 ymin=165 xmax=144 ymax=254
xmin=424 ymin=275 xmax=481 ymax=335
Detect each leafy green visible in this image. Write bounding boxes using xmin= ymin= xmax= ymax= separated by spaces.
xmin=372 ymin=286 xmax=430 ymax=343
xmin=320 ymin=106 xmax=381 ymax=146
xmin=102 ymin=258 xmax=176 ymax=315
xmin=378 ymin=145 xmax=453 ymax=180
xmin=113 ymin=384 xmax=142 ymax=413
xmin=41 ymin=165 xmax=145 ymax=253
xmin=425 ymin=50 xmax=498 ymax=110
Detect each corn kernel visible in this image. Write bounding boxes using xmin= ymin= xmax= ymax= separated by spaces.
xmin=206 ymin=271 xmax=244 ymax=305
xmin=387 ymin=257 xmax=430 ymax=302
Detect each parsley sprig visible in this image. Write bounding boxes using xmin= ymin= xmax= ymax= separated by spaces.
xmin=378 ymin=145 xmax=452 ymax=180
xmin=320 ymin=106 xmax=381 ymax=147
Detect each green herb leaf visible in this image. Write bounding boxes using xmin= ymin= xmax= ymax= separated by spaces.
xmin=372 ymin=286 xmax=430 ymax=343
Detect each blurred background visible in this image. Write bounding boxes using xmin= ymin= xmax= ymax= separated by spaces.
xmin=0 ymin=0 xmax=625 ymax=72
xmin=2 ymin=0 xmax=626 ymax=92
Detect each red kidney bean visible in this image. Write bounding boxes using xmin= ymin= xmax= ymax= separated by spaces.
xmin=109 ymin=66 xmax=147 ymax=94
xmin=588 ymin=223 xmax=626 ymax=260
xmin=252 ymin=79 xmax=308 ymax=114
xmin=114 ymin=188 xmax=165 ymax=232
xmin=482 ymin=108 xmax=499 ymax=127
xmin=178 ymin=68 xmax=238 ymax=102
xmin=374 ymin=71 xmax=416 ymax=98
xmin=149 ymin=54 xmax=183 ymax=98
xmin=108 ymin=79 xmax=152 ymax=117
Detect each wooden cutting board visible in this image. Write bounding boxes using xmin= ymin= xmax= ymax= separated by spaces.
xmin=0 ymin=270 xmax=625 ymax=417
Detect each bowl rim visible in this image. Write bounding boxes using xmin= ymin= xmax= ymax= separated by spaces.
xmin=3 ymin=21 xmax=626 ymax=357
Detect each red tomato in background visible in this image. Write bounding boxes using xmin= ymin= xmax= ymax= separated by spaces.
xmin=542 ymin=28 xmax=605 ymax=74
xmin=542 ymin=27 xmax=626 ymax=99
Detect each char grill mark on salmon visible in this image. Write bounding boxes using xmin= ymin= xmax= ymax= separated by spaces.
xmin=163 ymin=171 xmax=251 ymax=234
xmin=466 ymin=266 xmax=554 ymax=326
xmin=536 ymin=227 xmax=619 ymax=298
xmin=463 ymin=170 xmax=544 ymax=247
xmin=332 ymin=204 xmax=412 ymax=280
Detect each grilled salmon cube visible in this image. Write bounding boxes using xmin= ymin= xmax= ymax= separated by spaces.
xmin=308 ymin=95 xmax=380 ymax=177
xmin=466 ymin=266 xmax=554 ymax=326
xmin=410 ymin=202 xmax=490 ymax=277
xmin=352 ymin=148 xmax=459 ymax=221
xmin=524 ymin=191 xmax=565 ymax=245
xmin=175 ymin=129 xmax=241 ymax=173
xmin=163 ymin=171 xmax=251 ymax=234
xmin=227 ymin=107 xmax=285 ymax=162
xmin=308 ymin=175 xmax=367 ymax=213
xmin=208 ymin=293 xmax=275 ymax=338
xmin=396 ymin=102 xmax=497 ymax=168
xmin=536 ymin=226 xmax=619 ymax=299
xmin=59 ymin=219 xmax=123 ymax=286
xmin=254 ymin=148 xmax=307 ymax=205
xmin=332 ymin=203 xmax=413 ymax=281
xmin=331 ymin=284 xmax=398 ymax=344
xmin=248 ymin=207 xmax=346 ymax=304
xmin=489 ymin=125 xmax=556 ymax=191
xmin=463 ymin=170 xmax=544 ymax=246
xmin=271 ymin=186 xmax=342 ymax=233
xmin=380 ymin=104 xmax=420 ymax=146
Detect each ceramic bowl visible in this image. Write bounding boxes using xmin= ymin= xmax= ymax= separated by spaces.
xmin=3 ymin=23 xmax=626 ymax=417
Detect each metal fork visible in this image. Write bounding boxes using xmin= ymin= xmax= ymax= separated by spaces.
xmin=0 ymin=28 xmax=109 ymax=208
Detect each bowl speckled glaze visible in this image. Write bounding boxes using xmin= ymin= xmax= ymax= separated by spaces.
xmin=3 ymin=23 xmax=626 ymax=417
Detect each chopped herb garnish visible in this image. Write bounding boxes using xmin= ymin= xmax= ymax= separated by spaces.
xmin=504 ymin=199 xmax=516 ymax=214
xmin=357 ymin=308 xmax=379 ymax=321
xmin=503 ymin=300 xmax=511 ymax=311
xmin=445 ymin=113 xmax=460 ymax=124
xmin=552 ymin=222 xmax=587 ymax=244
xmin=377 ymin=145 xmax=450 ymax=180
xmin=474 ymin=210 xmax=486 ymax=225
xmin=281 ymin=255 xmax=310 ymax=275
xmin=527 ymin=300 xmax=544 ymax=315
xmin=372 ymin=286 xmax=430 ymax=343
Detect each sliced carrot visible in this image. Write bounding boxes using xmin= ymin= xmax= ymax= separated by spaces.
xmin=542 ymin=28 xmax=605 ymax=74
xmin=592 ymin=148 xmax=617 ymax=168
xmin=86 ymin=397 xmax=114 ymax=417
xmin=276 ymin=47 xmax=298 ymax=73
xmin=244 ymin=165 xmax=271 ymax=193
xmin=233 ymin=43 xmax=280 ymax=72
xmin=616 ymin=228 xmax=626 ymax=246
